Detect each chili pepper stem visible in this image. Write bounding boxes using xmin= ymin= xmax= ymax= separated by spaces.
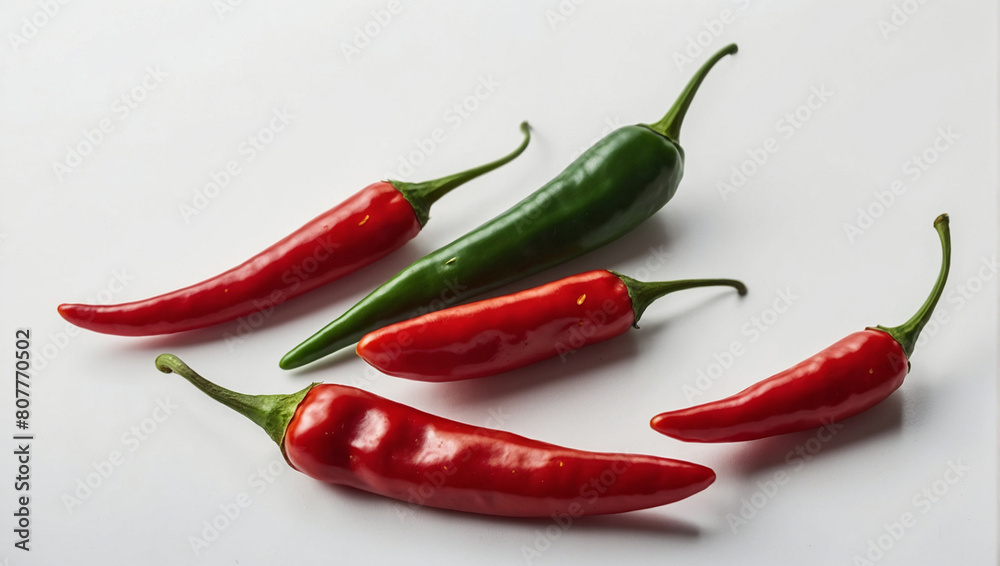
xmin=873 ymin=213 xmax=951 ymax=359
xmin=611 ymin=271 xmax=747 ymax=327
xmin=394 ymin=122 xmax=532 ymax=225
xmin=154 ymin=354 xmax=315 ymax=449
xmin=647 ymin=43 xmax=738 ymax=143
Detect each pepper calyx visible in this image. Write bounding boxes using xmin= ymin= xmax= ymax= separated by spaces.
xmin=873 ymin=213 xmax=951 ymax=360
xmin=155 ymin=353 xmax=316 ymax=451
xmin=611 ymin=270 xmax=747 ymax=327
xmin=646 ymin=43 xmax=737 ymax=144
xmin=393 ymin=122 xmax=531 ymax=225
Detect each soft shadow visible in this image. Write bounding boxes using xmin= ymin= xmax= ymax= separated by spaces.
xmin=437 ymin=333 xmax=643 ymax=406
xmin=557 ymin=512 xmax=702 ymax=537
xmin=281 ymin=342 xmax=361 ymax=378
xmin=488 ymin=217 xmax=676 ymax=300
xmin=256 ymin=217 xmax=677 ymax=377
xmin=119 ymin=323 xmax=231 ymax=352
xmin=314 ymin=482 xmax=702 ymax=537
xmin=262 ymin=239 xmax=436 ymax=332
xmin=119 ymin=239 xmax=435 ymax=354
xmin=629 ymin=285 xmax=747 ymax=336
xmin=724 ymin=392 xmax=906 ymax=476
xmin=426 ymin=285 xmax=742 ymax=405
xmin=127 ymin=214 xmax=677 ymax=368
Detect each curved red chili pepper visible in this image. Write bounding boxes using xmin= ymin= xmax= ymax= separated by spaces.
xmin=57 ymin=123 xmax=531 ymax=336
xmin=356 ymin=270 xmax=746 ymax=382
xmin=650 ymin=214 xmax=951 ymax=442
xmin=155 ymin=354 xmax=716 ymax=517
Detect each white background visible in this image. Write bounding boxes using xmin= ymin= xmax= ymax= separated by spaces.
xmin=0 ymin=1 xmax=996 ymax=564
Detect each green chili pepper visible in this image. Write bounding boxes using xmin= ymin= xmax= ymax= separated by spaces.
xmin=280 ymin=43 xmax=738 ymax=370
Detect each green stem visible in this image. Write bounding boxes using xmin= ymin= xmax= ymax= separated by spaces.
xmin=611 ymin=271 xmax=747 ymax=326
xmin=647 ymin=43 xmax=738 ymax=143
xmin=154 ymin=354 xmax=314 ymax=449
xmin=874 ymin=213 xmax=951 ymax=359
xmin=394 ymin=121 xmax=532 ymax=225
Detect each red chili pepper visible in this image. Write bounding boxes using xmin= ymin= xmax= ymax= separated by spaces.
xmin=154 ymin=354 xmax=716 ymax=517
xmin=357 ymin=270 xmax=746 ymax=382
xmin=57 ymin=123 xmax=531 ymax=336
xmin=650 ymin=214 xmax=951 ymax=442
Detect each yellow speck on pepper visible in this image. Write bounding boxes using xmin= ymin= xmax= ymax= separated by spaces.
xmin=358 ymin=214 xmax=370 ymax=226
xmin=576 ymin=294 xmax=586 ymax=305
xmin=445 ymin=257 xmax=457 ymax=265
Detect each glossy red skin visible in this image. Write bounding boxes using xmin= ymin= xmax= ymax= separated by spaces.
xmin=356 ymin=270 xmax=635 ymax=381
xmin=283 ymin=384 xmax=715 ymax=517
xmin=58 ymin=182 xmax=421 ymax=336
xmin=650 ymin=330 xmax=909 ymax=442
